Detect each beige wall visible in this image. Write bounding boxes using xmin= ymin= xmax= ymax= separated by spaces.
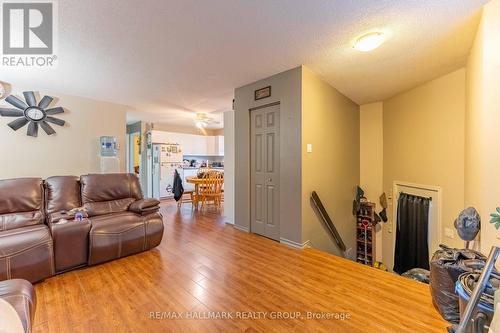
xmin=234 ymin=67 xmax=302 ymax=244
xmin=0 ymin=90 xmax=127 ymax=179
xmin=360 ymin=102 xmax=384 ymax=261
xmin=301 ymin=67 xmax=360 ymax=258
xmin=466 ymin=0 xmax=500 ymax=253
xmin=382 ymin=69 xmax=466 ymax=268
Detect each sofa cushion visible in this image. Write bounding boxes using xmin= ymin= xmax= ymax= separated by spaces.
xmin=80 ymin=173 xmax=143 ymax=204
xmin=88 ymin=212 xmax=147 ymax=265
xmin=87 ymin=211 xmax=163 ymax=265
xmin=0 ymin=178 xmax=44 ymax=231
xmin=0 ymin=211 xmax=44 ymax=232
xmin=83 ymin=198 xmax=135 ymax=217
xmin=0 ymin=178 xmax=43 ymax=214
xmin=44 ymin=176 xmax=81 ymax=215
xmin=0 ymin=279 xmax=35 ymax=333
xmin=0 ymin=225 xmax=54 ymax=283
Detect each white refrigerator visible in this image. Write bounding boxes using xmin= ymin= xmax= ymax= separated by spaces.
xmin=152 ymin=143 xmax=183 ymax=199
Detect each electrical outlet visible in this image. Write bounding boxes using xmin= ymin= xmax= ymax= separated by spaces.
xmin=444 ymin=228 xmax=455 ymax=239
xmin=306 ymin=144 xmax=313 ymax=153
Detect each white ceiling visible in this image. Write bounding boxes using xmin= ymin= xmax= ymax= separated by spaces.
xmin=0 ymin=0 xmax=487 ymax=129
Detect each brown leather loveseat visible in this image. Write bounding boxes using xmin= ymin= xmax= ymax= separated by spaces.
xmin=0 ymin=173 xmax=163 ymax=283
xmin=0 ymin=279 xmax=36 ymax=333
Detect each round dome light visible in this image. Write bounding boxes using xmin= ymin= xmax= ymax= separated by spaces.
xmin=354 ymin=32 xmax=385 ymax=52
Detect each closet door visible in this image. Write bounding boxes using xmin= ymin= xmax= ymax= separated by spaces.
xmin=250 ymin=104 xmax=280 ymax=241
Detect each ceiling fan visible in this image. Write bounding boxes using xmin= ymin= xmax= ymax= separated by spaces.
xmin=194 ymin=112 xmax=220 ymax=129
xmin=0 ymin=91 xmax=66 ymax=137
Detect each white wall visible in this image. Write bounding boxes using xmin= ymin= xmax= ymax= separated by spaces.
xmin=360 ymin=102 xmax=384 ymax=261
xmin=0 ymin=90 xmax=127 ymax=179
xmin=223 ymin=110 xmax=235 ymax=224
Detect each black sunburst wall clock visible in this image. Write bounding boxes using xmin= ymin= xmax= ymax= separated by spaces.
xmin=0 ymin=91 xmax=66 ymax=137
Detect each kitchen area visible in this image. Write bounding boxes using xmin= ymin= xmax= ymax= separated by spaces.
xmin=146 ymin=130 xmax=224 ymax=202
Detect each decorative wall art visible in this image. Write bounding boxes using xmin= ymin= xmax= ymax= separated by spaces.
xmin=0 ymin=91 xmax=66 ymax=137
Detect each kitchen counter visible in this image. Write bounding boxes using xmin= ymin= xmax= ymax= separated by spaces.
xmin=182 ymin=166 xmax=224 ymax=170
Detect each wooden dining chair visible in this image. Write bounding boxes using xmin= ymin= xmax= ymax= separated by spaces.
xmin=199 ymin=170 xmax=224 ymax=211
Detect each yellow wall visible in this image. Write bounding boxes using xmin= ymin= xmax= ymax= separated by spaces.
xmin=381 ymin=69 xmax=466 ymax=268
xmin=133 ymin=134 xmax=141 ymax=168
xmin=360 ymin=102 xmax=384 ymax=261
xmin=301 ymin=66 xmax=360 ymax=258
xmin=0 ymin=90 xmax=127 ymax=178
xmin=466 ymin=0 xmax=500 ymax=253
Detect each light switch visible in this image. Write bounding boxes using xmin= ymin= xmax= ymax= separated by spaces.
xmin=444 ymin=228 xmax=455 ymax=239
xmin=306 ymin=144 xmax=313 ymax=153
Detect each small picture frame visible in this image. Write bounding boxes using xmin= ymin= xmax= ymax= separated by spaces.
xmin=255 ymin=86 xmax=271 ymax=100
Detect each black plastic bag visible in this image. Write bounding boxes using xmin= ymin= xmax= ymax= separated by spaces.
xmin=402 ymin=268 xmax=430 ymax=284
xmin=429 ymin=244 xmax=486 ymax=323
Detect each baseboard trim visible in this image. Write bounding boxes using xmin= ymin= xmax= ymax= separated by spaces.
xmin=280 ymin=238 xmax=311 ymax=250
xmin=233 ymin=224 xmax=249 ymax=233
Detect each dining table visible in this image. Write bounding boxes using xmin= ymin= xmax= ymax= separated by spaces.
xmin=186 ymin=176 xmax=204 ymax=209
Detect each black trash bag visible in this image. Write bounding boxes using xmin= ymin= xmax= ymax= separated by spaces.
xmin=429 ymin=244 xmax=487 ymax=323
xmin=402 ymin=268 xmax=430 ymax=284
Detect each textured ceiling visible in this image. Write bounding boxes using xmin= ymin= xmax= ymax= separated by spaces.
xmin=0 ymin=0 xmax=487 ymax=129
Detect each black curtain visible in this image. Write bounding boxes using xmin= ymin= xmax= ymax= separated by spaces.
xmin=393 ymin=193 xmax=430 ymax=274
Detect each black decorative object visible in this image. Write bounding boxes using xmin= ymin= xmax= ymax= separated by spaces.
xmin=0 ymin=91 xmax=65 ymax=137
xmin=454 ymin=207 xmax=481 ymax=248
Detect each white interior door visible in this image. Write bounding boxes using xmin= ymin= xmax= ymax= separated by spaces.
xmin=250 ymin=104 xmax=280 ymax=241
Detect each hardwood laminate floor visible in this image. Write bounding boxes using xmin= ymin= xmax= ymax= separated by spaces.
xmin=33 ymin=202 xmax=447 ymax=332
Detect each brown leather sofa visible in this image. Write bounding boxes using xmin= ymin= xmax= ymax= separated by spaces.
xmin=0 ymin=173 xmax=163 ymax=282
xmin=80 ymin=174 xmax=163 ymax=266
xmin=0 ymin=178 xmax=55 ymax=283
xmin=0 ymin=279 xmax=36 ymax=333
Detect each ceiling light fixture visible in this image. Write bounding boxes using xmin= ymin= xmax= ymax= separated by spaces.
xmin=353 ymin=32 xmax=385 ymax=52
xmin=195 ymin=120 xmax=207 ymax=129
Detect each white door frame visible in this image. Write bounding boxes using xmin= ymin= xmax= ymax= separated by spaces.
xmin=392 ymin=181 xmax=442 ymax=261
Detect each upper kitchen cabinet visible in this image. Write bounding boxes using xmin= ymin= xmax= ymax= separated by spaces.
xmin=183 ymin=134 xmax=207 ymax=155
xmin=217 ymin=136 xmax=224 ymax=156
xmin=206 ymin=135 xmax=224 ymax=156
xmin=150 ymin=130 xmax=224 ymax=156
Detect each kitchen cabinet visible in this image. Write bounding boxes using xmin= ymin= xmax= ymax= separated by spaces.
xmin=217 ymin=136 xmax=224 ymax=156
xmin=183 ymin=134 xmax=207 ymax=155
xmin=150 ymin=130 xmax=224 ymax=156
xmin=206 ymin=136 xmax=224 ymax=156
xmin=206 ymin=136 xmax=217 ymax=156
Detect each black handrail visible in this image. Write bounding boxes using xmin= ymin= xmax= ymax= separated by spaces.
xmin=310 ymin=191 xmax=347 ymax=253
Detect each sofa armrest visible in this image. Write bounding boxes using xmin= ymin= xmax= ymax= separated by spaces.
xmin=129 ymin=198 xmax=160 ymax=215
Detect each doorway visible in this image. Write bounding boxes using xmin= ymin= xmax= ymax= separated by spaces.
xmin=127 ymin=132 xmax=141 ymax=178
xmin=391 ymin=182 xmax=442 ymax=270
xmin=250 ymin=103 xmax=280 ymax=241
